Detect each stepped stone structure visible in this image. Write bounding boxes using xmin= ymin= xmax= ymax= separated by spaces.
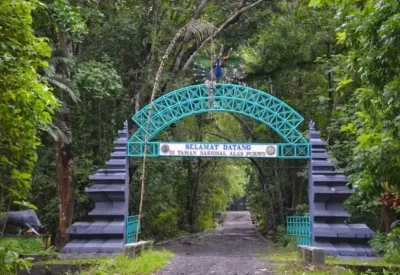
xmin=308 ymin=122 xmax=377 ymax=256
xmin=61 ymin=122 xmax=129 ymax=253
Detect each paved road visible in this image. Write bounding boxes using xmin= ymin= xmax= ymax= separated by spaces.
xmin=155 ymin=211 xmax=272 ymax=275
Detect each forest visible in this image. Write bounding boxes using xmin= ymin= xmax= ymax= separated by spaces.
xmin=1 ymin=0 xmax=400 ymax=271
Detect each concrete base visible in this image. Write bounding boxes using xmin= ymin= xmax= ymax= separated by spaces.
xmin=298 ymin=245 xmax=325 ymax=265
xmin=57 ymin=252 xmax=120 ymax=260
xmin=335 ymin=255 xmax=382 ymax=261
xmin=124 ymin=241 xmax=151 ymax=258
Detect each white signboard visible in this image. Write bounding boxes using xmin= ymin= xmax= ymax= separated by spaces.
xmin=159 ymin=143 xmax=277 ymax=158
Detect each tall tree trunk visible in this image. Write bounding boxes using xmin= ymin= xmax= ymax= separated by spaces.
xmin=379 ymin=204 xmax=393 ymax=233
xmin=56 ymin=114 xmax=74 ymax=248
xmin=291 ymin=168 xmax=304 ymax=210
xmin=326 ymin=43 xmax=334 ymax=123
xmin=274 ymin=162 xmax=285 ymax=225
xmin=189 ymin=158 xmax=202 ymax=229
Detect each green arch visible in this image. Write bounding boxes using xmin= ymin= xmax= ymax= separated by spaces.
xmin=128 ymin=84 xmax=309 ymax=158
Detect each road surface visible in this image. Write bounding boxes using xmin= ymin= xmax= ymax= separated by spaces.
xmin=155 ymin=211 xmax=272 ymax=275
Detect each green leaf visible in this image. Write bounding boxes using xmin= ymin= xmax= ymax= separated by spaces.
xmin=13 ymin=201 xmax=38 ymax=210
xmin=1 ymin=156 xmax=8 ymax=163
xmin=20 ymin=173 xmax=32 ymax=179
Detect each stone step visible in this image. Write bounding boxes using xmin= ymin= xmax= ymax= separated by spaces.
xmin=87 ymin=191 xmax=126 ymax=202
xmin=313 ymin=174 xmax=349 ymax=185
xmin=313 ymin=223 xmax=374 ymax=239
xmin=310 ymin=131 xmax=320 ymax=139
xmin=311 ymin=152 xmax=328 ymax=160
xmin=106 ymin=159 xmax=126 ymax=170
xmin=110 ymin=151 xmax=127 ymax=159
xmin=314 ymin=241 xmax=377 ymax=257
xmin=114 ymin=138 xmax=127 ymax=148
xmin=311 ymin=160 xmax=335 ymax=171
xmin=61 ymin=238 xmax=124 ymax=253
xmin=89 ymin=173 xmax=126 ymax=184
xmin=85 ymin=184 xmax=125 ymax=193
xmin=88 ymin=208 xmax=125 ymax=217
xmin=314 ymin=193 xmax=353 ymax=203
xmin=113 ymin=146 xmax=126 ymax=152
xmin=314 ymin=209 xmax=351 ymax=218
xmin=311 ymin=139 xmax=327 ymax=148
xmin=88 ymin=201 xmax=126 ymax=214
xmin=312 ymin=170 xmax=345 ymax=176
xmin=311 ymin=148 xmax=326 ymax=153
xmin=97 ymin=168 xmax=126 ymax=174
xmin=67 ymin=221 xmax=124 ymax=235
xmin=118 ymin=130 xmax=128 ymax=138
xmin=314 ymin=186 xmax=353 ymax=194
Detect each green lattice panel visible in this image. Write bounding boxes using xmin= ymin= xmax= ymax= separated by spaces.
xmin=126 ymin=215 xmax=141 ymax=244
xmin=286 ymin=216 xmax=312 ymax=246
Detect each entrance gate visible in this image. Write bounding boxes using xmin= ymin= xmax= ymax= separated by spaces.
xmin=62 ymin=84 xmax=376 ymax=257
xmin=128 ymin=84 xmax=309 ymax=158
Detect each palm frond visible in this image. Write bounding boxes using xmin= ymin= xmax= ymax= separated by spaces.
xmin=186 ymin=20 xmax=216 ymax=44
xmin=43 ymin=75 xmax=80 ymax=103
xmin=50 ymin=48 xmax=75 ymax=68
xmin=46 ymin=117 xmax=72 ymax=144
xmin=56 ymin=103 xmax=70 ymax=115
xmin=43 ymin=65 xmax=56 ymax=77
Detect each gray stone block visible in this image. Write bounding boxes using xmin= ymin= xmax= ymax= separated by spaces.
xmin=110 ymin=151 xmax=127 ymax=159
xmin=347 ymin=224 xmax=375 ymax=238
xmin=298 ymin=245 xmax=325 ymax=264
xmin=330 ymin=224 xmax=355 ymax=238
xmin=80 ymin=239 xmax=105 ymax=253
xmin=334 ymin=243 xmax=358 ymax=256
xmin=101 ymin=239 xmax=124 ymax=253
xmin=310 ymin=139 xmax=328 ymax=147
xmin=89 ymin=208 xmax=125 ymax=217
xmin=62 ymin=239 xmax=87 ymax=253
xmin=106 ymin=159 xmax=126 ymax=170
xmin=314 ymin=241 xmax=339 ymax=256
xmin=313 ymin=223 xmax=337 ymax=238
xmin=312 ymin=160 xmax=336 ymax=171
xmin=67 ymin=222 xmax=91 ymax=234
xmin=312 ymin=152 xmax=329 ymax=160
xmin=124 ymin=241 xmax=150 ymax=258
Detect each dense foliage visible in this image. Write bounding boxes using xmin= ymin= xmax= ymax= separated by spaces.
xmin=0 ymin=0 xmax=57 ymax=214
xmin=1 ymin=0 xmax=400 ymax=268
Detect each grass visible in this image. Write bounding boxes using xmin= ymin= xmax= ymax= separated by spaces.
xmin=260 ymin=249 xmax=400 ymax=275
xmin=326 ymin=256 xmax=400 ymax=268
xmin=0 ymin=236 xmax=52 ymax=255
xmin=263 ymin=250 xmax=400 ymax=268
xmin=79 ymin=250 xmax=174 ymax=275
xmin=261 ymin=250 xmax=354 ymax=274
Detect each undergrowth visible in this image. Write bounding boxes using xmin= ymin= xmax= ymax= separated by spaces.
xmin=0 ymin=237 xmax=53 ymax=255
xmin=80 ymin=250 xmax=174 ymax=275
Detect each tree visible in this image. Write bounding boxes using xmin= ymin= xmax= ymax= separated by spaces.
xmin=32 ymin=0 xmax=89 ymax=247
xmin=0 ymin=0 xmax=57 ymax=217
xmin=42 ymin=48 xmax=80 ymax=247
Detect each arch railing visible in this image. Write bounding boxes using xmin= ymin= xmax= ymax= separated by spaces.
xmin=128 ymin=84 xmax=309 ymax=159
